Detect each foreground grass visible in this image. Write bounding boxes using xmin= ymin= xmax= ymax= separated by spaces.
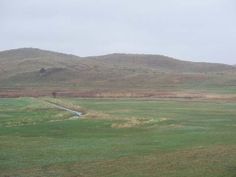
xmin=0 ymin=98 xmax=236 ymax=177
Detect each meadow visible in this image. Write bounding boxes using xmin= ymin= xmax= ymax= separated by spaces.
xmin=0 ymin=97 xmax=236 ymax=177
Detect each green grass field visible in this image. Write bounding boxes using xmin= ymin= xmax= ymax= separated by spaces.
xmin=0 ymin=98 xmax=236 ymax=177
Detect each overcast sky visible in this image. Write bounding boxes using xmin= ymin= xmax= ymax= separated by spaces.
xmin=0 ymin=0 xmax=236 ymax=64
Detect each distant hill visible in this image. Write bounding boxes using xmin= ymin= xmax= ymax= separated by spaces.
xmin=0 ymin=48 xmax=235 ymax=97
xmin=86 ymin=53 xmax=234 ymax=73
xmin=0 ymin=48 xmax=81 ymax=77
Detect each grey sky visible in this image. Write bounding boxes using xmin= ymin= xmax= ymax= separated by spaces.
xmin=0 ymin=0 xmax=236 ymax=64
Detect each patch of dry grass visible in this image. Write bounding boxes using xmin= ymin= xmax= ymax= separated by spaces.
xmin=111 ymin=118 xmax=154 ymax=128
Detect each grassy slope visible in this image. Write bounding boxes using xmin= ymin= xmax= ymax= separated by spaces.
xmin=0 ymin=98 xmax=235 ymax=177
xmin=0 ymin=48 xmax=236 ymax=94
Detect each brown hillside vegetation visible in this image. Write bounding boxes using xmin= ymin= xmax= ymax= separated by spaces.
xmin=0 ymin=48 xmax=235 ymax=97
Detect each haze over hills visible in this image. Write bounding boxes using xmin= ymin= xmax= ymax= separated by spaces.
xmin=0 ymin=48 xmax=235 ymax=97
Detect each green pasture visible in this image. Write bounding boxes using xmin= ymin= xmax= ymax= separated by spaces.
xmin=0 ymin=98 xmax=235 ymax=177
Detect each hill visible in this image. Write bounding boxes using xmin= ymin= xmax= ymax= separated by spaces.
xmin=0 ymin=48 xmax=235 ymax=97
xmin=86 ymin=53 xmax=234 ymax=73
